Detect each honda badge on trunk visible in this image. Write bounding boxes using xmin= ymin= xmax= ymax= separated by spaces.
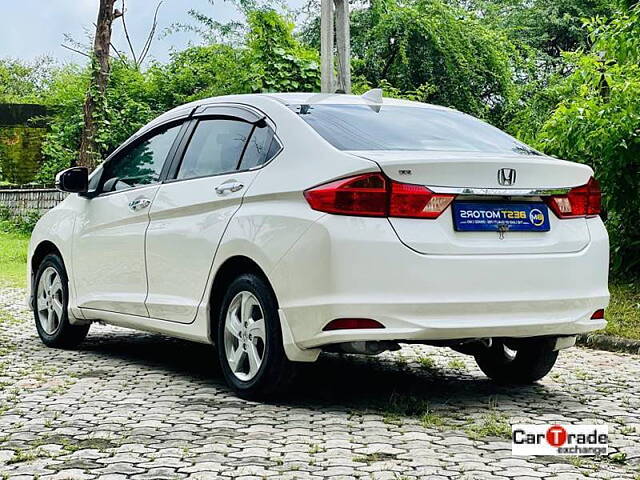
xmin=498 ymin=168 xmax=517 ymax=186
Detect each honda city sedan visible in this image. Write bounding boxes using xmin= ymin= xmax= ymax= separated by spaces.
xmin=27 ymin=91 xmax=609 ymax=398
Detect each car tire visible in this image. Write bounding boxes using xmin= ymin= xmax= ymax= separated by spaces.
xmin=474 ymin=338 xmax=558 ymax=384
xmin=33 ymin=253 xmax=90 ymax=348
xmin=217 ymin=273 xmax=297 ymax=399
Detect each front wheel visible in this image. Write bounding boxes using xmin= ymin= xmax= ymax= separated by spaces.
xmin=474 ymin=339 xmax=558 ymax=384
xmin=33 ymin=254 xmax=90 ymax=348
xmin=217 ymin=273 xmax=296 ymax=399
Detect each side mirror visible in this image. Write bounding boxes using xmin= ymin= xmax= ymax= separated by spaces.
xmin=55 ymin=167 xmax=89 ymax=194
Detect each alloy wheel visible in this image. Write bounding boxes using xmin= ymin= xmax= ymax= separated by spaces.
xmin=223 ymin=291 xmax=267 ymax=382
xmin=36 ymin=266 xmax=64 ymax=335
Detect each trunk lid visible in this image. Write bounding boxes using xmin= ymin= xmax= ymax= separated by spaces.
xmin=352 ymin=151 xmax=593 ymax=189
xmin=352 ymin=150 xmax=593 ymax=255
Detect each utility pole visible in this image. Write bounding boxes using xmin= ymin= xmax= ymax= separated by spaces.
xmin=320 ymin=0 xmax=351 ymax=93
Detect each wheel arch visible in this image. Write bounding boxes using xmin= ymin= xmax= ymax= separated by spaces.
xmin=32 ymin=241 xmax=63 ymax=271
xmin=30 ymin=241 xmax=65 ymax=303
xmin=208 ymin=255 xmax=276 ymax=343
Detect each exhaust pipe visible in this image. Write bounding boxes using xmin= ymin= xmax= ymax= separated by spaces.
xmin=325 ymin=341 xmax=401 ymax=355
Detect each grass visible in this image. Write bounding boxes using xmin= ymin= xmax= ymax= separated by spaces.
xmin=420 ymin=410 xmax=446 ymax=428
xmin=0 ymin=230 xmax=29 ymax=289
xmin=6 ymin=448 xmax=50 ymax=465
xmin=416 ymin=355 xmax=437 ymax=370
xmin=382 ymin=413 xmax=403 ymax=426
xmin=568 ymin=456 xmax=585 ymax=468
xmin=465 ymin=410 xmax=512 ymax=440
xmin=602 ymin=282 xmax=640 ymax=340
xmin=308 ymin=444 xmax=323 ymax=454
xmin=31 ymin=434 xmax=116 ymax=452
xmin=447 ymin=358 xmax=467 ymax=371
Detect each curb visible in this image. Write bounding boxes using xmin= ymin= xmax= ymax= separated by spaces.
xmin=577 ymin=333 xmax=640 ymax=355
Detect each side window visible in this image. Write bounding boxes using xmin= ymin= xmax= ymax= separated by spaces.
xmin=101 ymin=124 xmax=182 ymax=193
xmin=176 ymin=119 xmax=253 ymax=180
xmin=239 ymin=125 xmax=278 ymax=170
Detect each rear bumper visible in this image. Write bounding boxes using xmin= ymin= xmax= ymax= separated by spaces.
xmin=271 ymin=215 xmax=609 ymax=352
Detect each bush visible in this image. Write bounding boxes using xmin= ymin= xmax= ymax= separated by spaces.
xmin=516 ymin=5 xmax=640 ymax=277
xmin=0 ymin=209 xmax=41 ymax=235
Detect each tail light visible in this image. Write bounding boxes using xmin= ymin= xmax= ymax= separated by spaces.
xmin=389 ymin=181 xmax=456 ymax=218
xmin=304 ymin=173 xmax=455 ymax=219
xmin=545 ymin=177 xmax=601 ymax=219
xmin=303 ymin=173 xmax=387 ymax=217
xmin=591 ymin=309 xmax=605 ymax=320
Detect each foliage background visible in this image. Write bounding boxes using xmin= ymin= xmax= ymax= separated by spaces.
xmin=0 ymin=0 xmax=638 ymax=277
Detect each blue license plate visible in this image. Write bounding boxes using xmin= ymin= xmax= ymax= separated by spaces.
xmin=452 ymin=202 xmax=550 ymax=232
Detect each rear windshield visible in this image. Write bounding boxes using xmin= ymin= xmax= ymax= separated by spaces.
xmin=290 ymin=104 xmax=539 ymax=155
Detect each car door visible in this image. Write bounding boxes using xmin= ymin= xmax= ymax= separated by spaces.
xmin=144 ymin=106 xmax=280 ymax=323
xmin=73 ymin=121 xmax=186 ymax=317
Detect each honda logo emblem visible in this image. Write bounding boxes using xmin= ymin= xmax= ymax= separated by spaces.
xmin=498 ymin=168 xmax=517 ymax=186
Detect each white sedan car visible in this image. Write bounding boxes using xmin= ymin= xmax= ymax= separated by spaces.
xmin=27 ymin=92 xmax=609 ymax=398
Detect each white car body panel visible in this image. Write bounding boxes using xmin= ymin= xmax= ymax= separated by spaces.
xmin=357 ymin=150 xmax=593 ymax=189
xmin=387 ymin=210 xmax=591 ymax=255
xmin=145 ymin=170 xmax=259 ymax=323
xmin=27 ymin=198 xmax=85 ymax=322
xmin=271 ymin=215 xmax=608 ymax=350
xmin=26 ymin=92 xmax=610 ymax=364
xmin=73 ymin=185 xmax=159 ymax=317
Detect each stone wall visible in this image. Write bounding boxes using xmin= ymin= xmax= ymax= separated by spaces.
xmin=0 ymin=188 xmax=67 ymax=217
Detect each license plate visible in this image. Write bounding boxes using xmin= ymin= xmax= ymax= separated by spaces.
xmin=452 ymin=202 xmax=550 ymax=232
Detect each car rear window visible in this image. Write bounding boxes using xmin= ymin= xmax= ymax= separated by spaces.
xmin=290 ymin=104 xmax=539 ymax=155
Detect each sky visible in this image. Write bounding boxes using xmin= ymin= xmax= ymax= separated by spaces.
xmin=0 ymin=0 xmax=307 ymax=66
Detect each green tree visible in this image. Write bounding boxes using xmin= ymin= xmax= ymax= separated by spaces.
xmin=303 ymin=0 xmax=518 ymax=126
xmin=519 ymin=4 xmax=640 ymax=276
xmin=456 ymin=0 xmax=614 ymax=75
xmin=0 ymin=57 xmax=56 ymax=103
xmin=165 ymin=6 xmax=320 ymax=95
xmin=35 ymin=8 xmax=319 ymax=183
xmin=37 ymin=62 xmax=157 ymax=183
xmin=146 ymin=44 xmax=251 ymax=109
xmin=244 ymin=9 xmax=319 ymax=92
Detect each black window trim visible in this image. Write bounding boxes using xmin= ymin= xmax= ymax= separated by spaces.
xmin=87 ymin=103 xmax=284 ymax=196
xmin=91 ymin=118 xmax=191 ymax=198
xmin=163 ymin=107 xmax=283 ymax=185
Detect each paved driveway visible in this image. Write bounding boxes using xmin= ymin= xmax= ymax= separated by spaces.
xmin=0 ymin=287 xmax=639 ymax=479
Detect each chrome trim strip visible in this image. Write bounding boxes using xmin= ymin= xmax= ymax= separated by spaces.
xmin=428 ymin=186 xmax=571 ymax=196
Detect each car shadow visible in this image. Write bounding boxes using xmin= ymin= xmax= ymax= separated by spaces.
xmin=75 ymin=329 xmax=571 ymax=417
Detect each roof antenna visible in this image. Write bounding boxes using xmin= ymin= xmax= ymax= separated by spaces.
xmin=361 ymin=88 xmax=383 ymax=103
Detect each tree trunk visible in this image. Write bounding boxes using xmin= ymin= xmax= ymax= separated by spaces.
xmin=78 ymin=0 xmax=118 ymax=170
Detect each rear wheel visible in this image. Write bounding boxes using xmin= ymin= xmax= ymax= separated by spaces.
xmin=217 ymin=273 xmax=296 ymax=399
xmin=474 ymin=339 xmax=558 ymax=384
xmin=34 ymin=254 xmax=90 ymax=348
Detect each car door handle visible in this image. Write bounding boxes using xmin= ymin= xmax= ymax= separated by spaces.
xmin=128 ymin=198 xmax=152 ymax=212
xmin=215 ymin=181 xmax=244 ymax=195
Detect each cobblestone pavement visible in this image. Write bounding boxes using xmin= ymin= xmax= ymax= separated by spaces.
xmin=1 ymin=287 xmax=639 ymax=480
